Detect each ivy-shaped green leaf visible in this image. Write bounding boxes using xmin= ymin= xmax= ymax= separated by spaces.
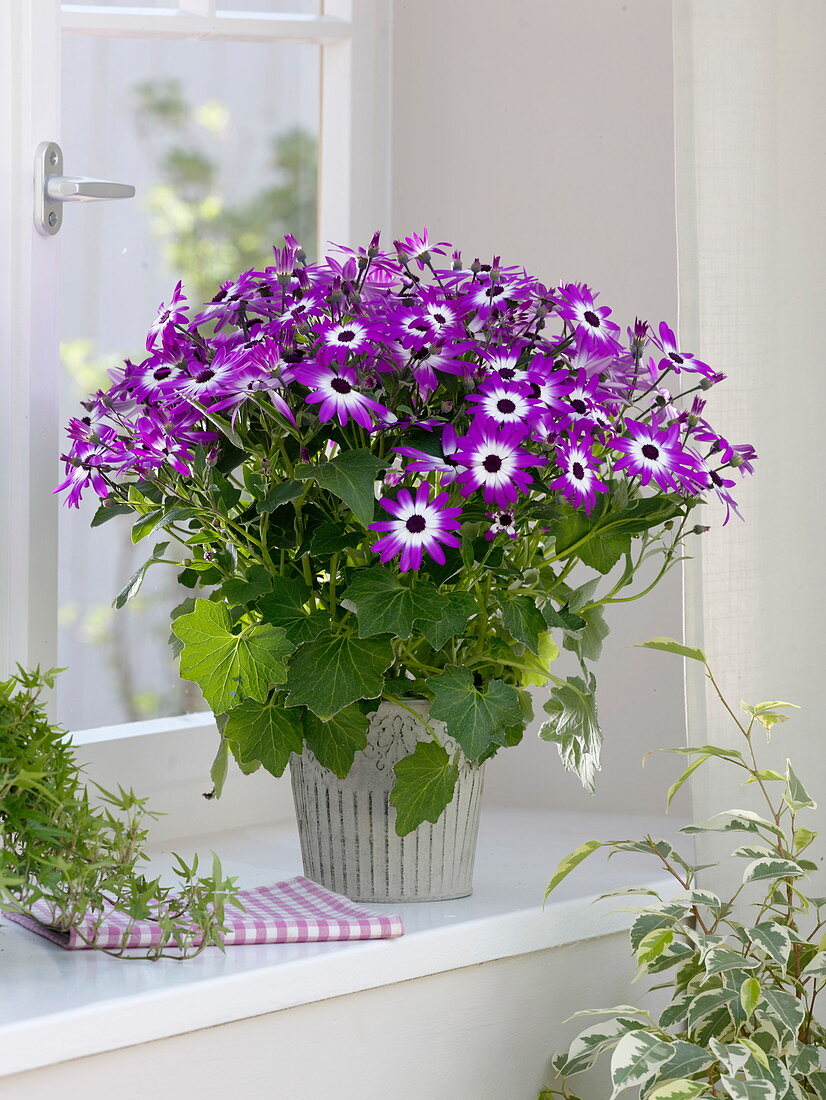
xmin=418 ymin=591 xmax=477 ymax=651
xmin=172 ymin=598 xmax=293 ymax=714
xmin=294 ymin=449 xmax=388 ymax=528
xmin=500 ymin=594 xmax=546 ymax=653
xmin=341 ymin=567 xmax=445 ymax=639
xmin=224 ymin=698 xmax=303 ymax=777
xmin=258 ymin=577 xmax=330 ymax=643
xmin=428 ymin=665 xmax=522 ymax=761
xmin=286 ymin=631 xmax=393 ymax=718
xmin=302 ymin=704 xmax=369 ymax=778
xmin=389 ymin=740 xmax=459 ymax=836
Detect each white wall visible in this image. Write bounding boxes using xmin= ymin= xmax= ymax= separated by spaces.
xmin=390 ymin=0 xmax=687 ymax=815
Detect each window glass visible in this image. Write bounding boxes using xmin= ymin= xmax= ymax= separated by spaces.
xmin=58 ymin=34 xmax=319 ymax=729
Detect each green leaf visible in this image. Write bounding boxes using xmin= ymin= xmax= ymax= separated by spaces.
xmin=793 ymin=826 xmax=817 ymax=852
xmin=302 ymin=705 xmax=369 ymax=778
xmin=294 ymin=449 xmax=389 ymax=528
xmin=91 ymin=501 xmax=133 ymax=527
xmin=113 ymin=541 xmax=170 ymax=609
xmin=666 ymin=755 xmax=710 ymax=811
xmin=500 ymin=594 xmax=546 ymax=653
xmin=224 ymin=698 xmax=303 ymax=778
xmin=556 ymin=1017 xmax=645 ymax=1077
xmin=681 ymin=809 xmax=784 ymax=839
xmin=647 ymin=1081 xmax=706 ymax=1100
xmin=637 ymin=928 xmax=674 ymax=968
xmin=172 ymin=598 xmax=293 ymax=714
xmin=221 ymin=564 xmax=273 ymax=606
xmin=785 ymin=760 xmax=816 ymax=811
xmin=720 ymin=1077 xmax=775 ymax=1100
xmin=740 ymin=700 xmax=799 ymax=734
xmin=609 ymin=1030 xmax=674 ymax=1097
xmin=521 ymin=632 xmax=560 ymax=688
xmin=657 ymin=1039 xmax=714 ymax=1080
xmin=257 ymin=480 xmax=303 ymax=512
xmin=258 ymin=577 xmax=330 ymax=643
xmin=389 ymin=740 xmax=459 ymax=836
xmin=637 ymin=637 xmax=707 ymax=664
xmin=341 ymin=567 xmax=445 ymax=639
xmin=418 ymin=591 xmax=477 ymax=651
xmin=686 ymin=987 xmax=737 ymax=1032
xmin=703 ymin=945 xmax=759 ymax=975
xmin=131 ymin=504 xmax=196 ymax=544
xmin=428 ymin=666 xmax=522 ymax=761
xmin=801 ymin=950 xmax=826 ymax=978
xmin=208 ymin=736 xmax=229 ymax=800
xmin=545 ymin=839 xmax=602 ymax=898
xmin=740 ymin=977 xmax=761 ymax=1018
xmin=543 ymin=603 xmax=586 ymax=633
xmin=577 ymin=530 xmax=632 ymax=575
xmin=759 ymin=989 xmax=805 ymax=1038
xmin=563 ymin=604 xmax=609 ymax=662
xmin=742 ymin=856 xmax=805 ymax=885
xmin=286 ymin=631 xmax=393 ymax=719
xmin=746 ymin=923 xmax=794 ymax=966
xmin=539 ymin=675 xmax=603 ymax=792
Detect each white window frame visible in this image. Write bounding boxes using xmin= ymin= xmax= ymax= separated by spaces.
xmin=0 ymin=0 xmax=392 ymax=752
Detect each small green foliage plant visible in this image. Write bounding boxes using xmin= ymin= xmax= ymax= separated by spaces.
xmin=543 ymin=639 xmax=825 ymax=1100
xmin=0 ymin=666 xmax=238 ymax=959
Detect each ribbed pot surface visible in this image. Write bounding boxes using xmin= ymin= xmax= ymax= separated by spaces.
xmin=289 ymin=701 xmax=485 ymax=903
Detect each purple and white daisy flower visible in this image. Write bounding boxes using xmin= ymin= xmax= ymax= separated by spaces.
xmin=611 ymin=418 xmax=709 ymax=495
xmin=146 ymin=281 xmax=188 ymax=352
xmin=293 ymin=363 xmax=389 ymax=430
xmin=315 ymin=319 xmax=374 ymax=360
xmin=549 ymin=429 xmax=608 ymax=514
xmin=370 ymin=482 xmax=462 ymax=572
xmin=556 ymin=282 xmax=621 ymax=354
xmin=394 ymin=425 xmax=461 ymax=483
xmin=465 ymin=378 xmax=542 ymax=429
xmin=394 ymin=227 xmax=449 ymax=269
xmin=652 ymin=321 xmax=717 ymax=380
xmin=485 ymin=509 xmax=518 ymax=541
xmin=452 ymin=421 xmax=546 ymax=507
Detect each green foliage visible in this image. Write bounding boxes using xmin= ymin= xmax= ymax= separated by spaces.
xmin=542 ymin=649 xmax=826 ymax=1100
xmin=0 ymin=668 xmax=237 ymax=959
xmin=428 ymin=665 xmax=522 ymax=761
xmin=389 ymin=739 xmax=460 ymax=836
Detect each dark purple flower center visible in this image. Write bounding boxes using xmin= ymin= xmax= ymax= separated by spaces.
xmin=499 ymin=512 xmax=513 ymax=524
xmin=337 ymin=329 xmax=356 ymax=343
xmin=528 ymin=382 xmax=542 ymax=398
xmin=331 ymin=377 xmax=353 ymax=395
xmin=486 ymin=284 xmax=505 ymax=299
xmin=499 ymin=367 xmax=516 ymax=380
xmin=433 ymin=312 xmax=447 ymax=324
xmin=412 ymin=347 xmax=432 ymax=361
xmin=572 ymin=461 xmax=585 ymax=480
xmin=710 ymin=470 xmax=723 ymax=486
xmin=583 ymin=310 xmax=601 ymax=328
xmin=483 ymin=453 xmax=503 ymax=473
xmin=195 ymin=368 xmax=215 ymax=384
xmin=497 ymin=398 xmax=517 ymax=415
xmin=642 ymin=443 xmax=660 ymax=461
xmin=668 ymin=352 xmax=685 ymax=364
xmin=570 ymin=398 xmax=587 ymax=414
xmin=406 ymin=513 xmax=427 ymax=533
xmin=153 ymin=367 xmax=172 ymax=380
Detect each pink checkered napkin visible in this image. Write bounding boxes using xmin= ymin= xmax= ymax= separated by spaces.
xmin=6 ymin=876 xmax=404 ymax=951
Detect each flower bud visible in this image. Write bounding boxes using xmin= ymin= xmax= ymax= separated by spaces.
xmin=368 ymin=230 xmax=381 ymax=256
xmin=692 ymin=524 xmax=710 ymax=535
xmin=699 ymin=378 xmax=714 ymax=391
xmin=687 ymin=413 xmax=700 ymax=428
xmin=470 ymin=258 xmax=482 ymax=274
xmin=730 ymin=454 xmax=744 ymax=467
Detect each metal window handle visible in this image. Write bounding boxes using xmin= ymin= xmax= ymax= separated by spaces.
xmin=35 ymin=141 xmax=135 ymax=236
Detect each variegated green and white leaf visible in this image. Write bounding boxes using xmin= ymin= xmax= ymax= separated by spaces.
xmin=646 ymin=1080 xmax=706 ymax=1100
xmin=801 ymin=950 xmax=826 ymax=977
xmin=742 ymin=857 xmax=805 ymax=885
xmin=557 ymin=1016 xmax=645 ymax=1076
xmin=610 ymin=1031 xmax=674 ymax=1097
xmin=759 ymin=989 xmax=805 ymax=1039
xmin=719 ymin=1077 xmax=776 ymax=1100
xmin=746 ymin=923 xmax=794 ymax=967
xmin=704 ymin=946 xmax=759 ymax=976
xmin=657 ymin=1039 xmax=714 ymax=1080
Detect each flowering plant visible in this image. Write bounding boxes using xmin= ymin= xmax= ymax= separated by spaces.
xmin=57 ymin=229 xmax=755 ymax=833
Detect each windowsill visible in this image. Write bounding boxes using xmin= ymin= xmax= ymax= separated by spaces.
xmin=0 ymin=808 xmax=685 ymax=1079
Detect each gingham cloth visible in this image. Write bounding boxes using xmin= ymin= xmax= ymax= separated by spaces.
xmin=6 ymin=876 xmax=404 ymax=950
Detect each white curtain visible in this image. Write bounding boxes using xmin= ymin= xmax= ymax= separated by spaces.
xmin=674 ymin=0 xmax=826 ymax=884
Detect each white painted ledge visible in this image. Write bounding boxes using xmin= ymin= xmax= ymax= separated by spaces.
xmin=0 ymin=808 xmax=685 ymax=1079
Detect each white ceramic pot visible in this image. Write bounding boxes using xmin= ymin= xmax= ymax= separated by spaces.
xmin=289 ymin=700 xmax=485 ymax=903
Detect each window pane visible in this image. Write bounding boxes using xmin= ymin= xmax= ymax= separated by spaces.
xmin=58 ymin=36 xmax=319 ymax=729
